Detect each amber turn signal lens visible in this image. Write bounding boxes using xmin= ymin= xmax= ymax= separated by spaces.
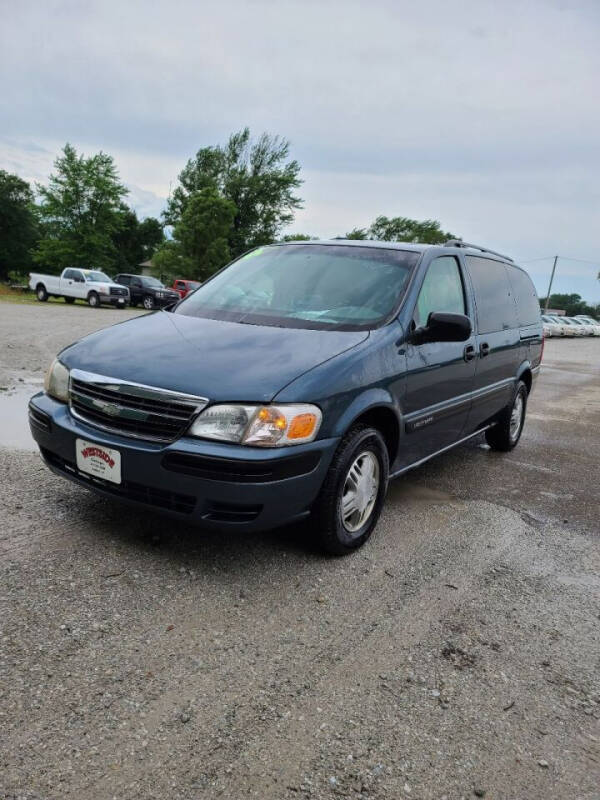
xmin=287 ymin=413 xmax=318 ymax=440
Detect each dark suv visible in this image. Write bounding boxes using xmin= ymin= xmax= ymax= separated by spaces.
xmin=31 ymin=240 xmax=542 ymax=554
xmin=114 ymin=274 xmax=180 ymax=310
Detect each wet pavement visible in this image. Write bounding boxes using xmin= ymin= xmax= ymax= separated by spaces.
xmin=0 ymin=303 xmax=599 ymax=800
xmin=0 ymin=378 xmax=43 ymax=450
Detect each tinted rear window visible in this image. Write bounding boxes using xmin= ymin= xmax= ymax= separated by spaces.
xmin=506 ymin=266 xmax=541 ymax=326
xmin=465 ymin=256 xmax=517 ymax=334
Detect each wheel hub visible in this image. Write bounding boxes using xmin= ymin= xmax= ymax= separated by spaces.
xmin=510 ymin=393 xmax=523 ymax=441
xmin=341 ymin=450 xmax=380 ymax=534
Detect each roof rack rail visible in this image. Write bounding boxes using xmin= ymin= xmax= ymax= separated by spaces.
xmin=444 ymin=239 xmax=514 ymax=262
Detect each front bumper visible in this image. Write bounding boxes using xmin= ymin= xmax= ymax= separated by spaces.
xmin=29 ymin=392 xmax=339 ymax=531
xmin=101 ymin=295 xmax=128 ymax=307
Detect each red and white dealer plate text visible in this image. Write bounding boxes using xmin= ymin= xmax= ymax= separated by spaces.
xmin=75 ymin=438 xmax=122 ymax=484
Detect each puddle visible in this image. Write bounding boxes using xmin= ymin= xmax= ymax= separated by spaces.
xmin=0 ymin=379 xmax=43 ymax=451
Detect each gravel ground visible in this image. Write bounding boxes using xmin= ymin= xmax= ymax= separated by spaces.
xmin=1 ymin=304 xmax=599 ymax=800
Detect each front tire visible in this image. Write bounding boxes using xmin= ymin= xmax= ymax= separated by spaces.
xmin=485 ymin=380 xmax=527 ymax=452
xmin=87 ymin=291 xmax=100 ymax=308
xmin=142 ymin=295 xmax=155 ymax=310
xmin=313 ymin=425 xmax=389 ymax=555
xmin=36 ymin=285 xmax=48 ymax=302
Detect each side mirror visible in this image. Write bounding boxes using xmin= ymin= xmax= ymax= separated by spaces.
xmin=413 ymin=312 xmax=472 ymax=344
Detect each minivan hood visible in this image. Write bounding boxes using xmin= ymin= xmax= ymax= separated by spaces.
xmin=60 ymin=311 xmax=368 ymax=403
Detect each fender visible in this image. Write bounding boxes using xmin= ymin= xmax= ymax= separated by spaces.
xmin=331 ymin=387 xmax=403 ymax=440
xmin=516 ymin=359 xmax=533 ymax=388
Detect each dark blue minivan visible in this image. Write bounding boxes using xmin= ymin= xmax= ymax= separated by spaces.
xmin=29 ymin=240 xmax=542 ymax=554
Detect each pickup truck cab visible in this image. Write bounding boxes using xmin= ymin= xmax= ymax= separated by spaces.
xmin=172 ymin=279 xmax=202 ymax=299
xmin=29 ymin=269 xmax=129 ymax=308
xmin=30 ymin=240 xmax=542 ymax=555
xmin=114 ymin=274 xmax=180 ymax=310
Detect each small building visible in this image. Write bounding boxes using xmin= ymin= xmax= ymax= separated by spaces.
xmin=138 ymin=259 xmax=153 ymax=276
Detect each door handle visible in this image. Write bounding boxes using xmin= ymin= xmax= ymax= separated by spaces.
xmin=480 ymin=342 xmax=490 ymax=357
xmin=463 ymin=344 xmax=476 ymax=362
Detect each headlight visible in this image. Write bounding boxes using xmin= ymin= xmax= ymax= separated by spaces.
xmin=44 ymin=358 xmax=70 ymax=403
xmin=188 ymin=404 xmax=322 ymax=447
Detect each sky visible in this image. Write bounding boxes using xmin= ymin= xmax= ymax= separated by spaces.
xmin=1 ymin=0 xmax=599 ymax=302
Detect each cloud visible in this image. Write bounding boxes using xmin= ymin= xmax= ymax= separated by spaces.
xmin=1 ymin=0 xmax=599 ymax=300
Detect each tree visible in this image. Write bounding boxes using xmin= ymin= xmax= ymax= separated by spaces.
xmin=0 ymin=170 xmax=39 ymax=280
xmin=152 ymin=241 xmax=193 ymax=284
xmin=280 ymin=233 xmax=316 ymax=241
xmin=34 ymin=143 xmax=128 ymax=273
xmin=153 ymin=188 xmax=236 ymax=283
xmin=165 ymin=128 xmax=302 ymax=258
xmin=368 ymin=215 xmax=457 ymax=244
xmin=112 ymin=209 xmax=164 ymax=271
xmin=539 ymin=293 xmax=598 ymax=318
xmin=344 ymin=228 xmax=369 ymax=240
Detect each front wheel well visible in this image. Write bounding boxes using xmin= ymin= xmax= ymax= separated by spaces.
xmin=350 ymin=406 xmax=400 ymax=465
xmin=519 ymin=368 xmax=532 ymax=394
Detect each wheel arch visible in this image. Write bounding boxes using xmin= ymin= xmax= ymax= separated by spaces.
xmin=332 ymin=390 xmax=402 ymax=466
xmin=516 ymin=361 xmax=533 ymax=394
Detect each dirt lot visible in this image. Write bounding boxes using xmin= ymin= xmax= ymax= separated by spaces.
xmin=1 ymin=303 xmax=599 ymax=800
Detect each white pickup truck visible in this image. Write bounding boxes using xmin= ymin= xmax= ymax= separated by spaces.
xmin=29 ymin=268 xmax=130 ymax=308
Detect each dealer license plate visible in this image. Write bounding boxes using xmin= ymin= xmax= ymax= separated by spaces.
xmin=75 ymin=438 xmax=122 ymax=484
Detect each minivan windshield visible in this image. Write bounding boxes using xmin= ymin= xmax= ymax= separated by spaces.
xmin=175 ymin=244 xmax=420 ymax=330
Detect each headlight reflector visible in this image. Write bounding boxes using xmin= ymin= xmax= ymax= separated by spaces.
xmin=188 ymin=404 xmax=322 ymax=446
xmin=44 ymin=358 xmax=70 ymax=403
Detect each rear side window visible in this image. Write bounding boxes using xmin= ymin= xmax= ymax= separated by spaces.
xmin=506 ymin=266 xmax=540 ymax=326
xmin=63 ymin=269 xmax=75 ymax=279
xmin=465 ymin=256 xmax=516 ymax=334
xmin=414 ymin=256 xmax=465 ymax=327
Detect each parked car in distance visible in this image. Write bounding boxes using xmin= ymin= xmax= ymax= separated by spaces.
xmin=172 ymin=279 xmax=202 ymax=299
xmin=547 ymin=315 xmax=575 ymax=336
xmin=30 ymin=239 xmax=542 ymax=555
xmin=541 ymin=315 xmax=557 ymax=337
xmin=567 ymin=317 xmax=594 ymax=335
xmin=114 ymin=274 xmax=180 ymax=310
xmin=29 ymin=269 xmax=129 ymax=308
xmin=561 ymin=317 xmax=586 ymax=336
xmin=574 ymin=315 xmax=600 ymax=335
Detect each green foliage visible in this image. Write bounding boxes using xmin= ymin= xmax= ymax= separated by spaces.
xmin=342 ymin=217 xmax=457 ymax=244
xmin=34 ymin=143 xmax=128 ymax=273
xmin=539 ymin=293 xmax=599 ymax=318
xmin=112 ymin=208 xmax=164 ymax=271
xmin=166 ymin=128 xmax=303 ymax=259
xmin=344 ymin=228 xmax=369 ymax=240
xmin=280 ymin=233 xmax=316 ymax=241
xmin=153 ymin=188 xmax=236 ymax=282
xmin=152 ymin=241 xmax=194 ymax=283
xmin=0 ymin=170 xmax=39 ymax=280
xmin=368 ymin=215 xmax=457 ymax=244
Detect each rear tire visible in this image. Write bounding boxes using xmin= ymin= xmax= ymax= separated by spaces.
xmin=36 ymin=285 xmax=48 ymax=302
xmin=64 ymin=296 xmax=75 ymax=304
xmin=313 ymin=424 xmax=389 ymax=555
xmin=87 ymin=291 xmax=100 ymax=308
xmin=485 ymin=380 xmax=527 ymax=452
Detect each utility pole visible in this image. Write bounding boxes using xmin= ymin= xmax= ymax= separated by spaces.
xmin=543 ymin=255 xmax=559 ymax=313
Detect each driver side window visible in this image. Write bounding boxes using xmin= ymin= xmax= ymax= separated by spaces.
xmin=414 ymin=256 xmax=465 ymax=328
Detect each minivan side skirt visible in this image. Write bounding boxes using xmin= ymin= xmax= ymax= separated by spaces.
xmin=389 ymin=424 xmax=495 ymax=479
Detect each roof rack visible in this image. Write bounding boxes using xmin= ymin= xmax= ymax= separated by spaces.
xmin=444 ymin=239 xmax=513 ymax=262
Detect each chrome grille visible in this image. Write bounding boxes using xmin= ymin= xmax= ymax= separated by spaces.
xmin=69 ymin=368 xmax=207 ymax=442
xmin=110 ymin=286 xmax=128 ymax=297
